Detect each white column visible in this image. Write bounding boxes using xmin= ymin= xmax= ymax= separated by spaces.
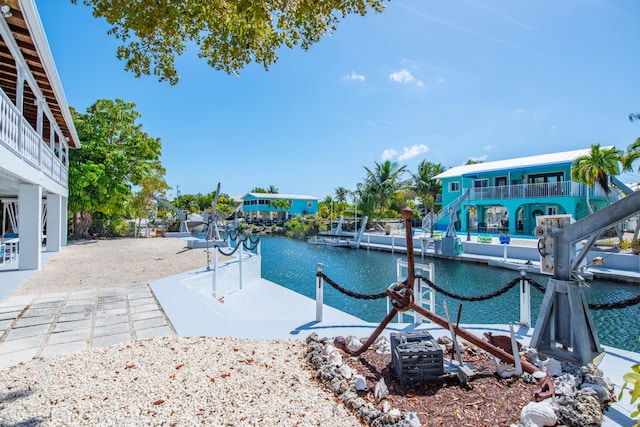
xmin=18 ymin=184 xmax=42 ymax=270
xmin=46 ymin=193 xmax=62 ymax=252
xmin=62 ymin=196 xmax=68 ymax=246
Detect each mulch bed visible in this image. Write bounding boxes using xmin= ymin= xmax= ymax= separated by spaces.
xmin=343 ymin=346 xmax=539 ymax=426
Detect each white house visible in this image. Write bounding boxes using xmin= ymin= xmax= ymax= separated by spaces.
xmin=0 ymin=0 xmax=80 ymax=270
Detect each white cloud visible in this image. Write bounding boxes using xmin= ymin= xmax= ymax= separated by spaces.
xmin=343 ymin=71 xmax=365 ymax=82
xmin=470 ymin=155 xmax=489 ymax=162
xmin=515 ymin=108 xmax=526 ymax=113
xmin=398 ymin=144 xmax=429 ymax=161
xmin=381 ymin=145 xmax=429 ymax=161
xmin=381 ymin=148 xmax=398 ymax=161
xmin=389 ymin=69 xmax=423 ymax=87
xmin=483 ymin=145 xmax=492 ymax=151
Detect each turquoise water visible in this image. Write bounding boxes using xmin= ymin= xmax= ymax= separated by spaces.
xmin=259 ymin=236 xmax=640 ymax=353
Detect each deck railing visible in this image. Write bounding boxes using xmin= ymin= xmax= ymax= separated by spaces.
xmin=469 ymin=181 xmax=606 ymax=201
xmin=0 ymin=89 xmax=68 ymax=188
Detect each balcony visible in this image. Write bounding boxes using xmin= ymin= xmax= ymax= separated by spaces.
xmin=0 ymin=89 xmax=67 ymax=188
xmin=469 ymin=181 xmax=606 ymax=201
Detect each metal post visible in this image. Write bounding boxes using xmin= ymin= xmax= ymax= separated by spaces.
xmin=239 ymin=239 xmax=243 ymax=290
xmin=316 ymin=263 xmax=324 ymax=321
xmin=503 ymin=243 xmax=508 ymax=261
xmin=212 ymin=246 xmax=219 ymax=298
xmin=519 ymin=267 xmax=530 ymax=327
xmin=391 ymin=235 xmax=395 ymax=253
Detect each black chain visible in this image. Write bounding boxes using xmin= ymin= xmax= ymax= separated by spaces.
xmin=416 ymin=274 xmax=520 ymax=302
xmin=588 ymin=294 xmax=640 ymax=310
xmin=526 ymin=276 xmax=640 ymax=310
xmin=526 ymin=277 xmax=547 ymax=293
xmin=317 ymin=272 xmax=387 ymax=300
xmin=317 ymin=270 xmax=640 ymax=311
xmin=242 ymin=236 xmax=260 ymax=251
xmin=217 ymin=244 xmax=241 ymax=256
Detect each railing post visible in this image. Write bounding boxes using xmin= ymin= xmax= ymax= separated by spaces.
xmin=316 ymin=263 xmax=324 ymax=321
xmin=391 ymin=235 xmax=395 ymax=253
xmin=239 ymin=239 xmax=243 ymax=290
xmin=212 ymin=245 xmax=219 ymax=298
xmin=519 ymin=267 xmax=531 ymax=327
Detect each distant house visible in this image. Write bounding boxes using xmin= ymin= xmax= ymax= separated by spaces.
xmin=0 ymin=1 xmax=80 ymax=270
xmin=432 ymin=148 xmax=620 ymax=236
xmin=241 ymin=193 xmax=320 ymax=222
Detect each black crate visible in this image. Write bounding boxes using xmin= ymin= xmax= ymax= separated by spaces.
xmin=391 ymin=332 xmax=444 ymax=384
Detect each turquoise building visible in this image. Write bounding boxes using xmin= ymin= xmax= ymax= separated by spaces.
xmin=432 ymin=148 xmax=618 ymax=236
xmin=241 ymin=193 xmax=320 ymax=222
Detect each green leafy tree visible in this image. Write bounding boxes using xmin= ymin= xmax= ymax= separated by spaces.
xmin=411 ymin=160 xmax=446 ymax=216
xmin=74 ymin=0 xmax=388 ymax=85
xmin=269 ymin=198 xmax=291 ymax=221
xmin=334 ymin=187 xmax=349 ymax=203
xmin=130 ymin=172 xmax=170 ymax=237
xmin=69 ymin=98 xmax=166 ymax=239
xmin=571 ymin=143 xmax=622 ymax=213
xmin=363 ymin=160 xmax=408 ymax=216
xmin=266 ymin=185 xmax=279 ymax=194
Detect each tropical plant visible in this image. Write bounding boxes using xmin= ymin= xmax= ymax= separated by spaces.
xmin=334 ymin=187 xmax=350 ymax=203
xmin=68 ymin=98 xmax=166 ymax=239
xmin=75 ymin=0 xmax=387 ymax=84
xmin=411 ymin=160 xmax=446 ymax=216
xmin=570 ymin=143 xmax=623 ymax=213
xmin=618 ymin=338 xmax=640 ymax=425
xmin=362 ymin=160 xmax=408 ymax=216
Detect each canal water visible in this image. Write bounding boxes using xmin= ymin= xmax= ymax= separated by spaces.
xmin=258 ymin=236 xmax=640 ymax=353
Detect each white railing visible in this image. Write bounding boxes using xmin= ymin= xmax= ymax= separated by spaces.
xmin=0 ymin=89 xmax=68 ymax=188
xmin=469 ymin=181 xmax=606 ymax=201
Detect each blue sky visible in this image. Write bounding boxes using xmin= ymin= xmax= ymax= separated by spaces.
xmin=36 ymin=1 xmax=640 ymax=199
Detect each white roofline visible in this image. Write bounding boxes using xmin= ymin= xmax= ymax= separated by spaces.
xmin=433 ymin=147 xmax=612 ymax=180
xmin=242 ymin=193 xmax=320 ymax=200
xmin=19 ymin=0 xmax=80 ymax=148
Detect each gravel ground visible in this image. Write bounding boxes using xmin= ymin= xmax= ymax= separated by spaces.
xmin=0 ymin=336 xmax=357 ymax=426
xmin=1 ymin=238 xmax=364 ymax=426
xmin=10 ymin=238 xmax=221 ymax=295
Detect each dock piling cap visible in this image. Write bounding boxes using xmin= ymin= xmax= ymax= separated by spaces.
xmin=402 ymin=208 xmax=413 ymax=221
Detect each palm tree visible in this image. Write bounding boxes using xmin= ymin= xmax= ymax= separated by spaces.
xmin=571 ymin=143 xmax=623 ymax=213
xmin=266 ymin=185 xmax=279 ymax=194
xmin=363 ymin=160 xmax=408 ymax=216
xmin=621 ymin=137 xmax=640 ymax=172
xmin=334 ymin=187 xmax=349 ymax=203
xmin=411 ymin=160 xmax=446 ymax=216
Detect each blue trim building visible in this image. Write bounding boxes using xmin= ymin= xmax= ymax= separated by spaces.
xmin=241 ymin=193 xmax=320 ymax=222
xmin=432 ymin=148 xmax=619 ymax=236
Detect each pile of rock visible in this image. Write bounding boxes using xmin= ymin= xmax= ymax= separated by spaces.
xmin=305 ymin=333 xmax=420 ymax=427
xmin=517 ymin=347 xmax=615 ymax=427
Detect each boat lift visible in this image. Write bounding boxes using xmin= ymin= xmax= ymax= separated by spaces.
xmin=531 ymin=190 xmax=640 ymax=365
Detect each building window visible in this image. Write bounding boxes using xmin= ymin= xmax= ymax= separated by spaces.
xmin=307 ymin=200 xmax=312 ymax=207
xmin=495 ymin=176 xmax=507 ymax=186
xmin=449 ymin=181 xmax=460 ymax=192
xmin=473 ymin=179 xmax=489 ymax=188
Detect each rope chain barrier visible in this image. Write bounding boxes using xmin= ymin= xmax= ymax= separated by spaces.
xmin=316 ymin=272 xmax=387 ymax=300
xmin=317 ymin=269 xmax=640 ymax=311
xmin=416 ymin=274 xmax=520 ymax=302
xmin=521 ymin=275 xmax=640 ymax=311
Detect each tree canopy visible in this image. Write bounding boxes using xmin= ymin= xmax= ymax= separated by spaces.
xmin=69 ymin=98 xmax=167 ymax=238
xmin=74 ymin=0 xmax=388 ymax=84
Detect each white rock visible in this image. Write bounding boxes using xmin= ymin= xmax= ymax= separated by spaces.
xmin=532 ymin=371 xmax=548 ymax=380
xmin=381 ymin=400 xmax=391 ymax=413
xmin=323 ymin=344 xmax=337 ymax=355
xmin=347 ymin=338 xmax=362 ymax=352
xmin=403 ymin=412 xmax=421 ymax=427
xmin=352 ymin=375 xmax=367 ymax=391
xmin=327 ymin=351 xmax=343 ymax=366
xmin=339 ymin=364 xmax=353 ymax=379
xmin=520 ymin=400 xmax=557 ymax=427
xmin=387 ymin=408 xmax=402 ymax=417
xmin=374 ymin=378 xmax=389 ymax=402
xmin=542 ymin=357 xmax=562 ymax=376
